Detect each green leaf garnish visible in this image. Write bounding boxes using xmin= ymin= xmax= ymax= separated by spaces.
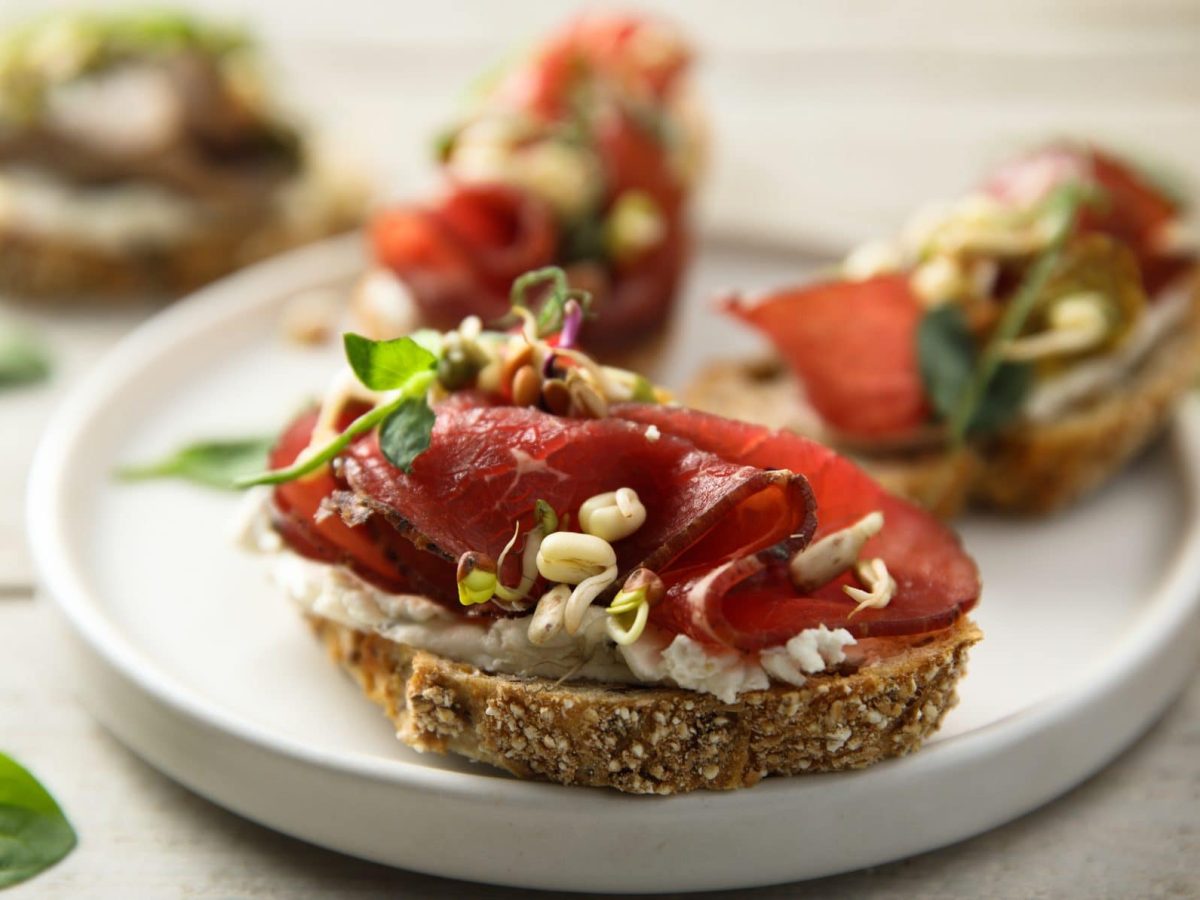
xmin=0 ymin=752 xmax=77 ymax=889
xmin=343 ymin=334 xmax=437 ymax=391
xmin=379 ymin=398 xmax=436 ymax=473
xmin=117 ymin=437 xmax=274 ymax=490
xmin=941 ymin=182 xmax=1099 ymax=443
xmin=0 ymin=320 xmax=51 ymax=390
xmin=919 ymin=306 xmax=1032 ymax=437
xmin=235 ymin=332 xmax=438 ymax=486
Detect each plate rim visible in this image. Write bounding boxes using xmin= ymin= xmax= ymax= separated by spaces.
xmin=26 ymin=233 xmax=1200 ymax=877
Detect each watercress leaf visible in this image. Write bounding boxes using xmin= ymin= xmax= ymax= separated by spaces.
xmin=343 ymin=334 xmax=437 ymax=391
xmin=0 ymin=320 xmax=51 ymax=390
xmin=379 ymin=397 xmax=436 ymax=473
xmin=971 ymin=360 xmax=1033 ymax=435
xmin=117 ymin=437 xmax=274 ymax=490
xmin=0 ymin=753 xmax=77 ymax=889
xmin=918 ymin=306 xmax=1032 ymax=436
xmin=917 ymin=305 xmax=976 ymax=422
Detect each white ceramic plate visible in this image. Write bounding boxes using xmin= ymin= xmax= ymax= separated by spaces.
xmin=28 ymin=235 xmax=1200 ymax=893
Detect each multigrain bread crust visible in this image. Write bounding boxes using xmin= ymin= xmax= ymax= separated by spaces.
xmin=310 ymin=614 xmax=981 ymax=795
xmin=0 ymin=183 xmax=363 ymax=300
xmin=687 ymin=272 xmax=1200 ymax=517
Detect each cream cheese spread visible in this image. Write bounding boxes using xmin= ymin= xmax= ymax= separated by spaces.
xmin=0 ymin=167 xmax=198 ymax=249
xmin=237 ymin=492 xmax=856 ymax=703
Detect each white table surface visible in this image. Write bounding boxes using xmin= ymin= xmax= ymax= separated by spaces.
xmin=2 ymin=1 xmax=1199 ymax=894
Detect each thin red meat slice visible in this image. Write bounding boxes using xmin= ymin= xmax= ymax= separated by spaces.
xmin=725 ymin=274 xmax=931 ymax=439
xmin=342 ymin=402 xmax=815 ymax=591
xmin=270 ymin=408 xmax=460 ymax=600
xmin=270 ymin=398 xmax=975 ymax=648
xmin=613 ymin=405 xmax=981 ymax=645
xmin=984 ymin=145 xmax=1188 ymax=293
xmin=566 ymin=14 xmax=690 ymax=102
xmin=492 ymin=14 xmax=690 ymax=120
xmin=370 ymin=183 xmax=558 ymax=330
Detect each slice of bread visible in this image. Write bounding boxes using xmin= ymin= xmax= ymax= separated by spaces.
xmin=310 ymin=614 xmax=981 ymax=794
xmin=687 ymin=274 xmax=1200 ymax=517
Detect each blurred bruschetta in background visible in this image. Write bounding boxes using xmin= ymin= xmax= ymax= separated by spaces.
xmin=0 ymin=10 xmax=366 ymax=298
xmin=689 ymin=144 xmax=1198 ymax=517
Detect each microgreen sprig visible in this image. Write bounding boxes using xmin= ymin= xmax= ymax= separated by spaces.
xmin=510 ymin=266 xmax=593 ymax=338
xmin=236 ymin=334 xmax=437 ymax=487
xmin=945 ymin=182 xmax=1100 ymax=443
xmin=118 ymin=436 xmax=274 ymax=490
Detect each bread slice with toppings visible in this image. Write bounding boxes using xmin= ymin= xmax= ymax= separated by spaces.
xmin=236 ymin=264 xmax=983 ymax=794
xmin=0 ymin=11 xmax=366 ymax=300
xmin=312 ymin=614 xmax=981 ymax=795
xmin=688 ymin=274 xmax=1200 ymax=517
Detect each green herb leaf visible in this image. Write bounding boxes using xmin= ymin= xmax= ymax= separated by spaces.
xmin=972 ymin=359 xmax=1033 ymax=435
xmin=378 ymin=397 xmax=436 ymax=473
xmin=918 ymin=305 xmax=975 ymax=420
xmin=919 ymin=306 xmax=1032 ymax=437
xmin=0 ymin=753 xmax=77 ymax=889
xmin=0 ymin=320 xmax=51 ymax=390
xmin=343 ymin=334 xmax=437 ymax=391
xmin=117 ymin=437 xmax=274 ymax=490
xmin=237 ymin=363 xmax=439 ymax=488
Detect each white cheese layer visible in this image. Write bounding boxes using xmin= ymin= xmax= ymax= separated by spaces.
xmin=237 ymin=495 xmax=856 ymax=703
xmin=0 ymin=167 xmax=199 ymax=249
xmin=0 ymin=144 xmax=353 ymax=251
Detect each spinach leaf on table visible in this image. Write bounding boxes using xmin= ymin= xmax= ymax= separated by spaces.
xmin=0 ymin=753 xmax=76 ymax=889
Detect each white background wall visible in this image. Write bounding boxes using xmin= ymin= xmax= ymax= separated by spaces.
xmin=5 ymin=0 xmax=1199 ymax=251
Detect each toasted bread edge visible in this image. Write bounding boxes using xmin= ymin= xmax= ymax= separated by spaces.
xmin=311 ymin=614 xmax=981 ymax=795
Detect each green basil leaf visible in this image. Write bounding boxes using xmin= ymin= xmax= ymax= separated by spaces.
xmin=0 ymin=321 xmax=51 ymax=390
xmin=343 ymin=334 xmax=437 ymax=391
xmin=117 ymin=437 xmax=274 ymax=490
xmin=379 ymin=397 xmax=436 ymax=473
xmin=0 ymin=753 xmax=76 ymax=889
xmin=918 ymin=306 xmax=1031 ymax=437
xmin=972 ymin=359 xmax=1033 ymax=435
xmin=918 ymin=306 xmax=976 ymax=423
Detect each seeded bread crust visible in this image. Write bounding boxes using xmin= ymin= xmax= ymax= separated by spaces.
xmin=310 ymin=614 xmax=981 ymax=795
xmin=686 ymin=272 xmax=1200 ymax=517
xmin=0 ymin=178 xmax=364 ymax=300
